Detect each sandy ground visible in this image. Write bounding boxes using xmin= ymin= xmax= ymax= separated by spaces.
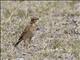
xmin=1 ymin=1 xmax=80 ymax=60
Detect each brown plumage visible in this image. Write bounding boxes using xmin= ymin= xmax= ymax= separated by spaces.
xmin=14 ymin=17 xmax=39 ymax=47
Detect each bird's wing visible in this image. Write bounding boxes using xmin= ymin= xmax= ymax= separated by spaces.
xmin=18 ymin=26 xmax=29 ymax=40
xmin=14 ymin=27 xmax=29 ymax=47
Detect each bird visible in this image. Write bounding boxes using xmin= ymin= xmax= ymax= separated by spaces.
xmin=14 ymin=17 xmax=39 ymax=47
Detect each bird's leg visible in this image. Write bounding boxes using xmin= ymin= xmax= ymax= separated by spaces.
xmin=27 ymin=36 xmax=33 ymax=48
xmin=23 ymin=40 xmax=26 ymax=46
xmin=23 ymin=40 xmax=28 ymax=49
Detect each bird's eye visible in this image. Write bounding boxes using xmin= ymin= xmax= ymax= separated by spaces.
xmin=36 ymin=28 xmax=40 ymax=30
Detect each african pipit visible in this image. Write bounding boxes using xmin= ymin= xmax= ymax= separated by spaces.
xmin=14 ymin=17 xmax=39 ymax=47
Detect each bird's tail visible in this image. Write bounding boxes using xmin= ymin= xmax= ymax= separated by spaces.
xmin=14 ymin=39 xmax=23 ymax=47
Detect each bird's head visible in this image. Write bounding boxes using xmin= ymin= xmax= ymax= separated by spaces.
xmin=30 ymin=17 xmax=39 ymax=24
